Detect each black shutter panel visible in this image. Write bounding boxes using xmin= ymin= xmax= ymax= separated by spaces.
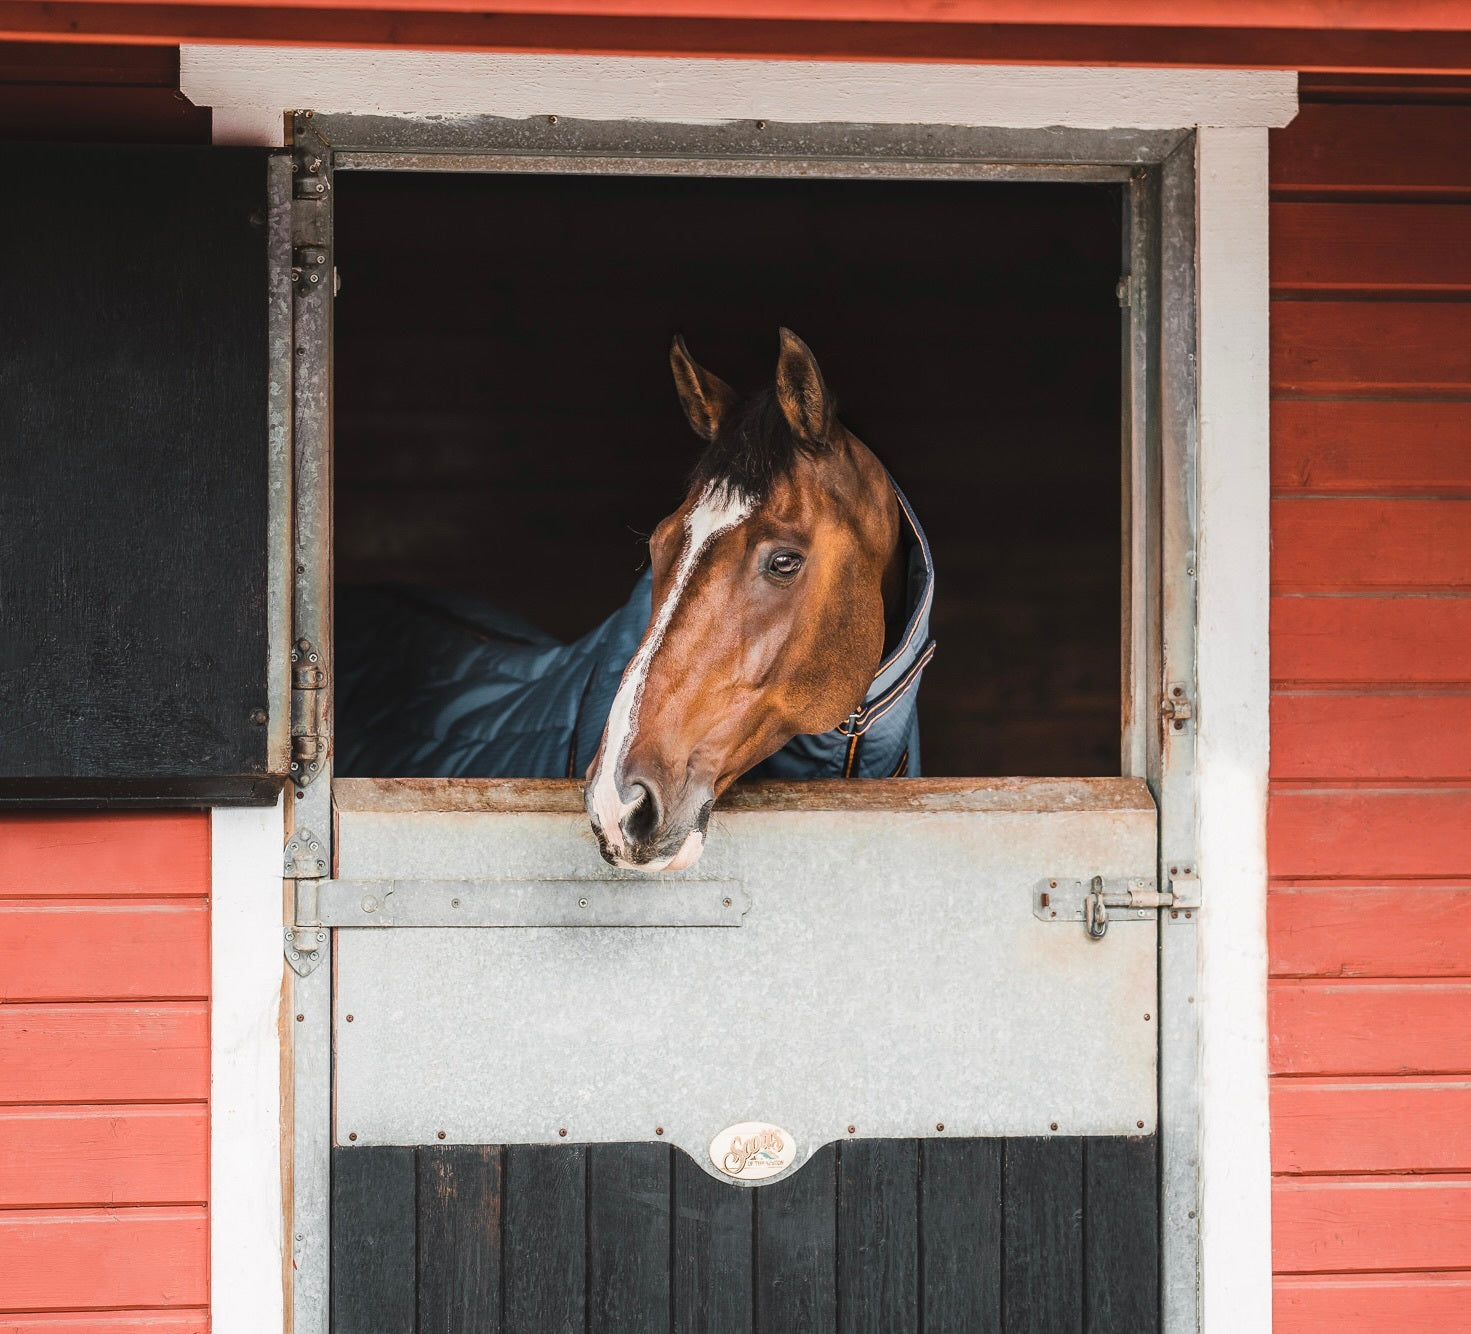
xmin=0 ymin=144 xmax=282 ymax=804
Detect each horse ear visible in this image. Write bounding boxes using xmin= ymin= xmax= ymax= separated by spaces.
xmin=670 ymin=334 xmax=737 ymax=443
xmin=774 ymin=328 xmax=834 ymax=446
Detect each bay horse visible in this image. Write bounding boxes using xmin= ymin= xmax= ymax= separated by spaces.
xmin=587 ymin=328 xmax=931 ymax=871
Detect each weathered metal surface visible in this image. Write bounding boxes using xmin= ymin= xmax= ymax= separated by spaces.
xmin=333 ymin=774 xmax=1153 ymax=815
xmin=317 ymin=877 xmax=748 ymax=928
xmin=292 ymin=931 xmax=332 ymax=1334
xmin=1158 ymin=134 xmax=1203 ymax=1334
xmin=334 ymin=784 xmax=1159 ymax=1179
xmin=309 ymin=114 xmax=1188 ymax=174
xmin=265 ymin=153 xmax=294 ymax=777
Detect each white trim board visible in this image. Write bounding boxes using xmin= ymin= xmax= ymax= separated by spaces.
xmin=182 ymin=46 xmax=1296 ymax=146
xmin=1193 ymin=126 xmax=1274 ymax=1334
xmin=210 ymin=799 xmax=287 ymax=1334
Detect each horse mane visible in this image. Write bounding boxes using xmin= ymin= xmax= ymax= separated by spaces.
xmin=689 ymin=386 xmax=824 ymax=503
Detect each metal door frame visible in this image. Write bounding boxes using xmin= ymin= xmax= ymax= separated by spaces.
xmin=282 ymin=115 xmax=1200 ymax=1332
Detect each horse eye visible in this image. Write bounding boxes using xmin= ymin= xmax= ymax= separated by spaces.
xmin=767 ymin=550 xmax=805 ymax=579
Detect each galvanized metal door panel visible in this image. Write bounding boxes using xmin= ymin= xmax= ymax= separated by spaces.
xmin=332 ymin=778 xmax=1157 ymax=1181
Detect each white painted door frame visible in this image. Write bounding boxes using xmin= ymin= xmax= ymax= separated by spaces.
xmin=190 ymin=48 xmax=1290 ymax=1334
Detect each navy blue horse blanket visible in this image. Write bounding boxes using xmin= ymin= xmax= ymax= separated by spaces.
xmin=335 ymin=485 xmax=935 ymax=782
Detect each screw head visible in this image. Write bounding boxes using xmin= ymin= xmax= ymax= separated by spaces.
xmin=558 ymin=1127 xmax=568 ymax=1137
xmin=723 ymin=897 xmax=733 ymax=907
xmin=847 ymin=1124 xmax=856 ymax=1135
xmin=935 ymin=1122 xmax=945 ymax=1132
xmin=296 ymin=1013 xmax=304 ymax=1022
xmin=345 ymin=1014 xmax=354 ymax=1023
xmin=1050 ymin=1121 xmax=1059 ymax=1131
xmin=1138 ymin=1120 xmax=1146 ymax=1129
xmin=249 ymin=707 xmax=267 ymax=724
xmin=578 ymin=897 xmax=590 ymax=909
xmin=655 ymin=1126 xmax=664 ymax=1136
xmin=348 ymin=1132 xmax=357 ymax=1141
xmin=437 ymin=1131 xmax=446 ymax=1140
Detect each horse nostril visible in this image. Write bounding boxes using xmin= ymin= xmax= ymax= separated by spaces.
xmin=621 ymin=781 xmax=662 ymax=845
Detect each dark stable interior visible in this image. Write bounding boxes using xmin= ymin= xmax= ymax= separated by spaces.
xmin=333 ymin=172 xmax=1122 ymax=777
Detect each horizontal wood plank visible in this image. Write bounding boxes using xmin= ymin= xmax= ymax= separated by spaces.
xmin=1273 ymin=1177 xmax=1471 ymax=1273
xmin=1270 ymin=694 xmax=1471 ymax=780
xmin=0 ymin=813 xmax=208 ymax=899
xmin=1272 ymin=597 xmax=1471 ymax=684
xmin=1272 ymin=499 xmax=1471 ymax=591
xmin=1269 ymin=788 xmax=1471 ymax=879
xmin=0 ymin=1206 xmax=207 ymax=1310
xmin=1271 ymin=104 xmax=1471 ymax=196
xmin=1270 ymin=885 xmax=1471 ymax=977
xmin=0 ymin=1004 xmax=208 ymax=1104
xmin=0 ymin=1313 xmax=208 ymax=1333
xmin=1271 ymin=981 xmax=1471 ymax=1075
xmin=1271 ymin=203 xmax=1471 ymax=292
xmin=1275 ymin=1272 xmax=1471 ymax=1334
xmin=1272 ymin=1079 xmax=1471 ymax=1175
xmin=0 ymin=904 xmax=209 ymax=1001
xmin=1271 ymin=301 xmax=1471 ymax=395
xmin=1272 ymin=400 xmax=1471 ymax=495
xmin=0 ymin=1105 xmax=207 ymax=1207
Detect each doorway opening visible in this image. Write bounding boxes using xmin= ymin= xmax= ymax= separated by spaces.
xmin=332 ymin=171 xmax=1124 ymax=777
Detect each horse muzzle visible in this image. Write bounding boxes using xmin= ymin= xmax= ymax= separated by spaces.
xmin=585 ymin=773 xmax=713 ymax=872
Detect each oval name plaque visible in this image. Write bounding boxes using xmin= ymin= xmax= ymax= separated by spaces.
xmin=709 ymin=1121 xmax=797 ymax=1181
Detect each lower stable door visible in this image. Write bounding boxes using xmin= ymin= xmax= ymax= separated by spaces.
xmin=326 ymin=777 xmax=1161 ymax=1333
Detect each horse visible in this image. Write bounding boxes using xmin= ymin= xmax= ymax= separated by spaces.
xmin=334 ymin=329 xmax=934 ymax=872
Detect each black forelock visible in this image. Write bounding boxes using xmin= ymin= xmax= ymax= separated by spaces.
xmin=688 ymin=386 xmax=823 ymax=503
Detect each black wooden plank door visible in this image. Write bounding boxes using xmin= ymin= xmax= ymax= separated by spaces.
xmin=332 ymin=1137 xmax=1158 ymax=1334
xmin=0 ymin=143 xmax=280 ymax=804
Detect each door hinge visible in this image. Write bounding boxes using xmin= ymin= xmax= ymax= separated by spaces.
xmin=290 ymin=637 xmax=327 ymax=785
xmin=284 ymin=925 xmax=326 ymax=976
xmin=292 ymin=245 xmax=329 ymax=294
xmin=1036 ymin=869 xmax=1200 ymax=938
xmin=1162 ymin=683 xmax=1193 ymax=732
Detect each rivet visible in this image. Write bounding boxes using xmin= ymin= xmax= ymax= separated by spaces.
xmin=547 ymin=114 xmax=558 ymax=124
xmin=558 ymin=1128 xmax=568 ymax=1137
xmin=723 ymin=897 xmax=733 ymax=907
xmin=1171 ymin=910 xmax=1179 ymax=919
xmin=348 ymin=1132 xmax=357 ymax=1141
xmin=655 ymin=1126 xmax=664 ymax=1136
xmin=578 ymin=897 xmax=590 ymax=908
xmin=451 ymin=898 xmax=461 ymax=908
xmin=1137 ymin=1120 xmax=1146 ymax=1129
xmin=1188 ymin=996 xmax=1195 ymax=1003
xmin=1173 ymin=720 xmax=1185 ymax=731
xmin=1170 ymin=867 xmax=1178 ymax=876
xmin=437 ymin=1131 xmax=446 ymax=1140
xmin=935 ymin=1122 xmax=945 ymax=1132
xmin=249 ymin=707 xmax=267 ymax=724
xmin=1185 ymin=911 xmax=1192 ymax=919
xmin=847 ymin=1125 xmax=856 ymax=1135
xmin=1144 ymin=1014 xmax=1151 ymax=1021
xmin=296 ymin=1013 xmax=304 ymax=1022
xmin=304 ymin=109 xmax=313 ymax=118
xmin=1049 ymin=910 xmax=1057 ymax=918
xmin=1049 ymin=880 xmax=1058 ymax=888
xmin=1050 ymin=1121 xmax=1059 ymax=1131
xmin=1188 ymin=1210 xmax=1196 ymax=1219
xmin=345 ymin=1014 xmax=354 ymax=1022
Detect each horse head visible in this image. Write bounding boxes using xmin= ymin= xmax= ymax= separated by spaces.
xmin=586 ymin=329 xmax=903 ymax=871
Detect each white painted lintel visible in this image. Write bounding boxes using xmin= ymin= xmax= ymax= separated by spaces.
xmin=183 ymin=46 xmax=1297 ymax=147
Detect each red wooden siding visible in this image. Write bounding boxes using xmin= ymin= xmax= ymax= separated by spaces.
xmin=0 ymin=815 xmax=210 ymax=1331
xmin=1269 ymin=77 xmax=1471 ymax=1329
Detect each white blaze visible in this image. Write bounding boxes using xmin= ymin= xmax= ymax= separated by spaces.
xmin=589 ymin=483 xmax=752 ymax=862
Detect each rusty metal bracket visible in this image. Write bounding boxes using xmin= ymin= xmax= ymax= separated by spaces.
xmin=1162 ymin=683 xmax=1194 ymax=733
xmin=284 ymin=925 xmax=327 ymax=977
